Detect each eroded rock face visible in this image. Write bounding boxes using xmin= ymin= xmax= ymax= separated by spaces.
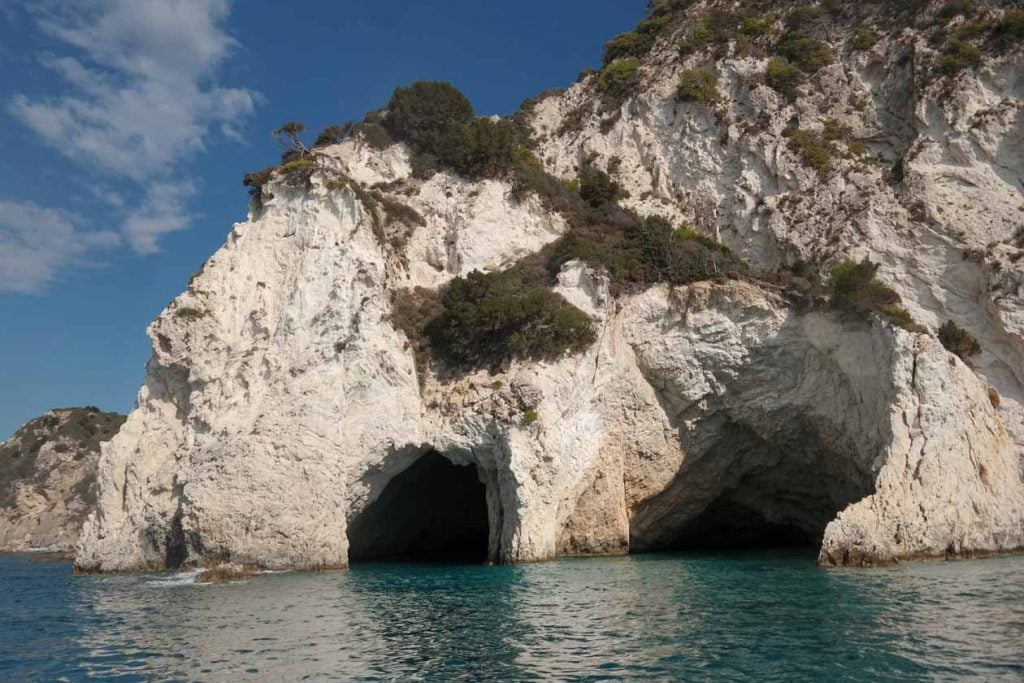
xmin=528 ymin=0 xmax=1024 ymax=453
xmin=0 ymin=408 xmax=125 ymax=552
xmin=76 ymin=0 xmax=1024 ymax=571
xmin=73 ymin=149 xmax=1024 ymax=571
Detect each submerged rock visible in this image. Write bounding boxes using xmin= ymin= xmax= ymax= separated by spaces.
xmin=76 ymin=0 xmax=1024 ymax=571
xmin=0 ymin=408 xmax=125 ymax=552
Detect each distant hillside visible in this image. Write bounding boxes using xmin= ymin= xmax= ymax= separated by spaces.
xmin=1 ymin=407 xmax=125 ymax=552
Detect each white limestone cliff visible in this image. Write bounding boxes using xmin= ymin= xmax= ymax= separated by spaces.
xmin=76 ymin=0 xmax=1024 ymax=572
xmin=528 ymin=0 xmax=1024 ymax=451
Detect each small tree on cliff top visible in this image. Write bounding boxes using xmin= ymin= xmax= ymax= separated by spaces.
xmin=273 ymin=121 xmax=310 ymax=157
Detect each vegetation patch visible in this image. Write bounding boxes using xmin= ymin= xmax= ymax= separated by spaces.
xmin=785 ymin=5 xmax=828 ymax=31
xmin=324 ymin=175 xmax=417 ymax=251
xmin=880 ymin=305 xmax=926 ymax=333
xmin=938 ymin=0 xmax=977 ymax=22
xmin=384 ymin=82 xmax=473 ymax=155
xmin=242 ymin=167 xmax=275 ymax=209
xmin=679 ymin=9 xmax=776 ymax=57
xmin=374 ymin=192 xmax=425 ymax=229
xmin=389 ymin=153 xmax=753 ymax=378
xmin=828 ymin=258 xmax=923 ymax=331
xmin=765 ymin=56 xmax=803 ymax=98
xmin=852 ymin=27 xmax=880 ymax=50
xmin=390 ymin=287 xmax=445 ymax=384
xmin=552 ymin=212 xmax=747 ymax=294
xmin=242 ymin=124 xmax=324 ymax=210
xmin=597 ymin=58 xmax=642 ymax=101
xmin=829 ymin=259 xmax=899 ymax=312
xmin=939 ymin=320 xmax=982 ymax=359
xmin=359 ymin=121 xmax=396 ymax=150
xmin=423 ymin=269 xmax=596 ymax=373
xmin=994 ymin=9 xmax=1024 ymax=48
xmin=578 ymin=163 xmax=624 ymax=208
xmin=277 ymin=156 xmax=318 ymax=178
xmin=939 ymin=38 xmax=983 ymax=74
xmin=380 ymin=81 xmax=528 ymax=181
xmin=312 ymin=124 xmax=350 ymax=148
xmin=677 ymin=68 xmax=720 ymax=103
xmin=675 ymin=223 xmax=731 ymax=254
xmin=775 ymin=32 xmax=834 ymax=72
xmin=602 ymin=14 xmax=673 ymax=66
xmin=786 ymin=129 xmax=833 ymax=176
xmin=515 ymin=153 xmax=751 ymax=296
xmin=454 ymin=118 xmax=522 ymax=179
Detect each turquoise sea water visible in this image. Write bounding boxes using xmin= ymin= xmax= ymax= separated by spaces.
xmin=1 ymin=550 xmax=1023 ymax=681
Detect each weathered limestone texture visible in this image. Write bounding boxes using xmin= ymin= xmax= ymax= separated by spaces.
xmin=77 ymin=0 xmax=1024 ymax=571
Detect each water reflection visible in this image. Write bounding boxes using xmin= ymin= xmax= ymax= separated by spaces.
xmin=344 ymin=563 xmax=531 ymax=679
xmin=1 ymin=551 xmax=1021 ymax=681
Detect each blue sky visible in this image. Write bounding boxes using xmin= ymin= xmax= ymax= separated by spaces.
xmin=0 ymin=0 xmax=645 ymax=438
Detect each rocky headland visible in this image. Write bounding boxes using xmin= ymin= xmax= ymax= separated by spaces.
xmin=0 ymin=408 xmax=125 ymax=553
xmin=73 ymin=0 xmax=1024 ymax=572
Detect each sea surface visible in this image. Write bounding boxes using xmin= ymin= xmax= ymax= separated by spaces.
xmin=1 ymin=550 xmax=1023 ymax=681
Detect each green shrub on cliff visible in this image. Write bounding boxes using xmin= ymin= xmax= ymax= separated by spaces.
xmin=852 ymin=27 xmax=880 ymax=50
xmin=995 ymin=10 xmax=1024 ymax=47
xmin=828 ymin=259 xmax=910 ymax=326
xmin=602 ymin=14 xmax=672 ymax=66
xmin=597 ymin=58 xmax=642 ymax=100
xmin=776 ymin=32 xmax=834 ymax=72
xmin=939 ymin=39 xmax=982 ymax=74
xmin=939 ymin=320 xmax=982 ymax=359
xmin=677 ymin=68 xmax=720 ymax=103
xmin=242 ymin=167 xmax=275 ymax=207
xmin=578 ymin=163 xmax=623 ymax=208
xmin=381 ymin=81 xmax=525 ymax=181
xmin=383 ymin=81 xmax=473 ymax=154
xmin=426 ymin=269 xmax=596 ymax=370
xmin=313 ymin=124 xmax=351 ymax=148
xmin=551 ymin=212 xmax=746 ymax=293
xmin=880 ymin=305 xmax=926 ymax=333
xmin=786 ymin=129 xmax=832 ymax=176
xmin=765 ymin=56 xmax=802 ymax=98
xmin=938 ymin=0 xmax=977 ymax=22
xmin=453 ymin=118 xmax=521 ymax=180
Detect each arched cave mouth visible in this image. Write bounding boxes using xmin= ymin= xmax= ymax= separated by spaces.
xmin=630 ymin=417 xmax=876 ymax=555
xmin=347 ymin=450 xmax=490 ymax=564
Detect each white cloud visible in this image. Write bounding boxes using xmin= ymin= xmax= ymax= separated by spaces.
xmin=122 ymin=181 xmax=194 ymax=254
xmin=87 ymin=185 xmax=125 ymax=208
xmin=0 ymin=200 xmax=119 ymax=294
xmin=7 ymin=0 xmax=257 ymax=255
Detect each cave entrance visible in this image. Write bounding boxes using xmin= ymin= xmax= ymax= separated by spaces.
xmin=662 ymin=498 xmax=819 ymax=550
xmin=630 ymin=417 xmax=876 ymax=554
xmin=347 ymin=451 xmax=490 ymax=564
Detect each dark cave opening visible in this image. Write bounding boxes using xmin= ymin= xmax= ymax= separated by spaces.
xmin=661 ymin=498 xmax=819 ymax=550
xmin=629 ymin=416 xmax=877 ymax=555
xmin=347 ymin=451 xmax=490 ymax=564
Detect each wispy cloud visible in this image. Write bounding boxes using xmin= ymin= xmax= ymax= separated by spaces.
xmin=0 ymin=200 xmax=119 ymax=294
xmin=6 ymin=0 xmax=256 ymax=278
xmin=123 ymin=181 xmax=194 ymax=254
